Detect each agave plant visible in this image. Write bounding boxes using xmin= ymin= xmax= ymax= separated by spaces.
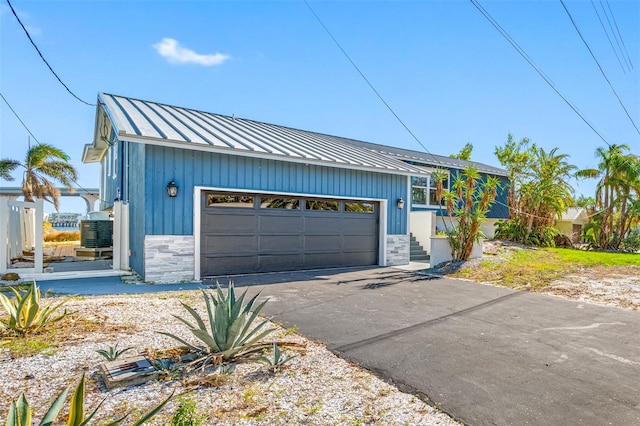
xmin=5 ymin=373 xmax=172 ymax=426
xmin=0 ymin=281 xmax=67 ymax=336
xmin=96 ymin=343 xmax=134 ymax=361
xmin=257 ymin=343 xmax=297 ymax=373
xmin=160 ymin=282 xmax=273 ymax=362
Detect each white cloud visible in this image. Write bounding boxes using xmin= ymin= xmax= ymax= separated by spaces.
xmin=25 ymin=24 xmax=42 ymax=37
xmin=153 ymin=38 xmax=230 ymax=66
xmin=0 ymin=6 xmax=42 ymax=36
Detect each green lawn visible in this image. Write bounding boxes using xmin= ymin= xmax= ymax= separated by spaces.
xmin=547 ymin=247 xmax=640 ymax=267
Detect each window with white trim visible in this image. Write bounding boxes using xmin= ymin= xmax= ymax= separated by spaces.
xmin=411 ymin=172 xmax=449 ymax=207
xmin=111 ymin=141 xmax=118 ymax=179
xmin=106 ymin=147 xmax=112 ymax=178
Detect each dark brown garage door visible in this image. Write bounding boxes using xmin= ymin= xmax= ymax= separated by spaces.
xmin=200 ymin=191 xmax=379 ymax=276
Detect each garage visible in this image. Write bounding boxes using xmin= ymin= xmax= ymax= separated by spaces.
xmin=200 ymin=191 xmax=379 ymax=276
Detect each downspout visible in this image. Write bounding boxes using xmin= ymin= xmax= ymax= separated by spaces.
xmin=124 ymin=141 xmax=129 ymax=203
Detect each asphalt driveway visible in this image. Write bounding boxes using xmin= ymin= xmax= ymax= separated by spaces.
xmin=213 ymin=267 xmax=640 ymax=425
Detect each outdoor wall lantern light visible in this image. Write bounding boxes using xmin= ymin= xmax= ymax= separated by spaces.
xmin=397 ymin=198 xmax=404 ymax=209
xmin=167 ymin=181 xmax=178 ymax=198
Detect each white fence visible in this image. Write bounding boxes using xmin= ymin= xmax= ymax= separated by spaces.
xmin=0 ymin=197 xmax=43 ymax=274
xmin=112 ymin=201 xmax=129 ymax=271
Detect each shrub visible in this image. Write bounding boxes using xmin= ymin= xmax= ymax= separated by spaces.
xmin=160 ymin=282 xmax=273 ymax=365
xmin=257 ymin=343 xmax=297 ymax=373
xmin=171 ymin=395 xmax=207 ymax=426
xmin=96 ymin=343 xmax=134 ymax=361
xmin=44 ymin=230 xmax=80 ymax=242
xmin=494 ymin=219 xmax=558 ymax=247
xmin=4 ymin=373 xmax=173 ymax=425
xmin=434 ymin=165 xmax=500 ymax=261
xmin=622 ymin=228 xmax=640 ymax=253
xmin=0 ymin=281 xmax=68 ymax=336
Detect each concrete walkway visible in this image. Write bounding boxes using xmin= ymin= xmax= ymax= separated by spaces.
xmin=222 ymin=267 xmax=640 ymax=426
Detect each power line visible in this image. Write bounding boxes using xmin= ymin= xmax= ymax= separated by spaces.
xmin=0 ymin=91 xmax=107 ymax=203
xmin=302 ymin=0 xmax=440 ymax=164
xmin=590 ymin=0 xmax=627 ymax=73
xmin=559 ymin=0 xmax=640 ymax=136
xmin=0 ymin=92 xmax=42 ymax=144
xmin=469 ymin=0 xmax=611 ymax=147
xmin=5 ymin=0 xmax=95 ymax=107
xmin=598 ymin=0 xmax=631 ymax=72
xmin=604 ymin=0 xmax=634 ymax=70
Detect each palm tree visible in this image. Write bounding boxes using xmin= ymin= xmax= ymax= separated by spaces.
xmin=576 ymin=144 xmax=640 ymax=249
xmin=523 ymin=147 xmax=576 ymax=240
xmin=0 ymin=159 xmax=19 ymax=181
xmin=12 ymin=143 xmax=78 ymax=211
xmin=495 ymin=136 xmax=577 ymax=246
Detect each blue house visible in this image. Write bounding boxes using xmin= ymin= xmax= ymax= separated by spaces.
xmin=83 ymin=93 xmax=508 ymax=282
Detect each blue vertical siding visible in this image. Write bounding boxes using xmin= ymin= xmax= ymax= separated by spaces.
xmin=100 ymin=132 xmax=124 ymax=210
xmin=143 ymin=144 xmax=408 ymax=236
xmin=127 ymin=142 xmax=146 ymax=276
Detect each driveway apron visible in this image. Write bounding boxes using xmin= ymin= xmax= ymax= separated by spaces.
xmin=222 ymin=267 xmax=640 ymax=426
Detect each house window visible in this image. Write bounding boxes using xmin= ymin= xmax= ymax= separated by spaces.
xmin=411 ymin=172 xmax=449 ymax=207
xmin=412 ymin=177 xmax=429 ymax=205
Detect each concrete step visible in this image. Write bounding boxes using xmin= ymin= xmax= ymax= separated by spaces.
xmin=410 ymin=254 xmax=430 ymax=261
xmin=409 ymin=232 xmax=429 ymax=261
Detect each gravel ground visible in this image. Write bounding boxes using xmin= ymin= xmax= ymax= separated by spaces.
xmin=1 ymin=292 xmax=458 ymax=425
xmin=536 ymin=267 xmax=640 ymax=310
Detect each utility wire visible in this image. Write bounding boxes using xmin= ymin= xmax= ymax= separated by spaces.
xmin=604 ymin=0 xmax=633 ymax=70
xmin=469 ymin=0 xmax=611 ymax=147
xmin=0 ymin=92 xmax=42 ymax=144
xmin=590 ymin=0 xmax=627 ymax=74
xmin=598 ymin=0 xmax=631 ymax=72
xmin=0 ymin=92 xmax=107 ymax=203
xmin=5 ymin=0 xmax=95 ymax=107
xmin=302 ymin=0 xmax=440 ymax=164
xmin=560 ymin=0 xmax=640 ymax=136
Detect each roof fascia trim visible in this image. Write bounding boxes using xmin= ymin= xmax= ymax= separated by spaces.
xmin=118 ymin=134 xmax=430 ymax=177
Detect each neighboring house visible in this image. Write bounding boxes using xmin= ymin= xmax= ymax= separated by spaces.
xmin=556 ymin=207 xmax=589 ymax=244
xmin=83 ymin=93 xmax=509 ymax=282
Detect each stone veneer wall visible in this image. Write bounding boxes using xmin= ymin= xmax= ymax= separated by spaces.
xmin=144 ymin=235 xmax=194 ymax=282
xmin=386 ymin=234 xmax=410 ymax=266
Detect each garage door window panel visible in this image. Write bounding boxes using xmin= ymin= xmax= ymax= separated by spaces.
xmin=260 ymin=197 xmax=300 ymax=209
xmin=207 ymin=194 xmax=255 ymax=208
xmin=306 ymin=200 xmax=339 ymax=211
xmin=345 ymin=201 xmax=374 ymax=213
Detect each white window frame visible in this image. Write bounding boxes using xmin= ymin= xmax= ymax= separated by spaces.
xmin=111 ymin=141 xmax=118 ymax=180
xmin=411 ymin=167 xmax=450 ymax=208
xmin=106 ymin=147 xmax=112 ymax=178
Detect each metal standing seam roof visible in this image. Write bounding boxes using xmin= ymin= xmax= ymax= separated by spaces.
xmin=98 ymin=93 xmax=508 ymax=177
xmin=340 ymin=139 xmax=509 ymax=177
xmin=99 ymin=93 xmax=430 ymax=176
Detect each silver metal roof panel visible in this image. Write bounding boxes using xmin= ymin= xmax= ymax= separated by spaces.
xmin=97 ymin=93 xmax=505 ymax=177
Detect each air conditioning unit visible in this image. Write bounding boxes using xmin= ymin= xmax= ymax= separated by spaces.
xmin=80 ymin=220 xmax=113 ymax=248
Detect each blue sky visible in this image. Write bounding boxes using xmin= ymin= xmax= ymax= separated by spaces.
xmin=1 ymin=0 xmax=638 ymax=214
